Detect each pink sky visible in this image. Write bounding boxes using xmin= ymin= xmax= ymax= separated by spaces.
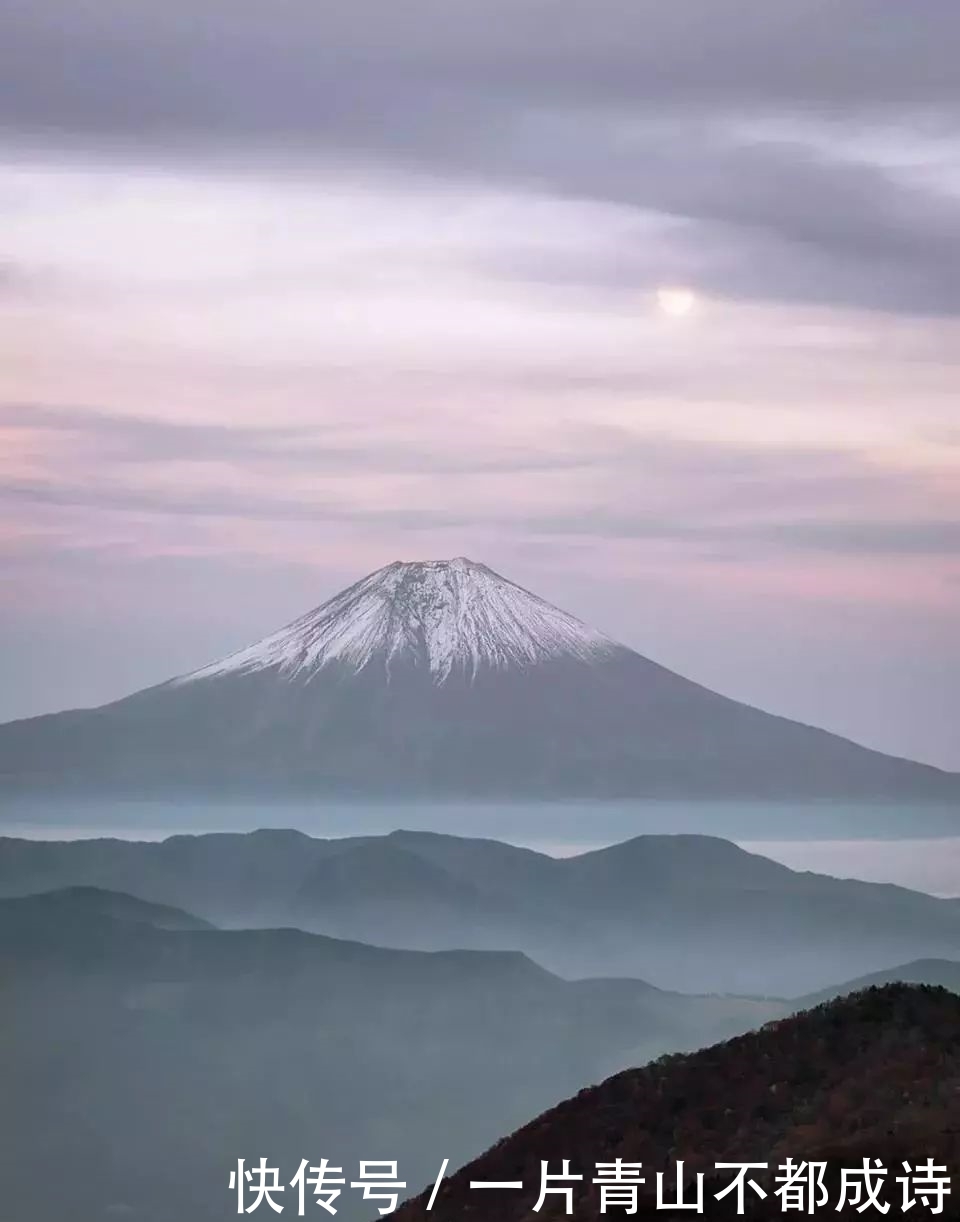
xmin=2 ymin=2 xmax=960 ymax=769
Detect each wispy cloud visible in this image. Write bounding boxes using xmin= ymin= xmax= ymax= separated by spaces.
xmin=2 ymin=401 xmax=957 ymax=560
xmin=1 ymin=1 xmax=959 ymax=763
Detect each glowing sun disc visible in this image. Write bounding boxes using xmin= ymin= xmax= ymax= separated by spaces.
xmin=656 ymin=287 xmax=698 ymax=318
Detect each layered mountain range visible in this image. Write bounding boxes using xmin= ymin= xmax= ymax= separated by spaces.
xmin=0 ymin=884 xmax=775 ymax=1222
xmin=2 ymin=883 xmax=957 ymax=1222
xmin=3 ymin=828 xmax=959 ymax=993
xmin=0 ymin=557 xmax=956 ymax=799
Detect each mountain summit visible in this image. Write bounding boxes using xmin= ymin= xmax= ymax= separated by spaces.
xmin=0 ymin=558 xmax=955 ymax=799
xmin=179 ymin=557 xmax=616 ymax=685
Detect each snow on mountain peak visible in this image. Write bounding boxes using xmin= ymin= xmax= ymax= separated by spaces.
xmin=177 ymin=557 xmax=618 ymax=685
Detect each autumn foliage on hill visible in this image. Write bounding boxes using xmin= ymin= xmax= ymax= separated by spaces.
xmin=397 ymin=985 xmax=959 ymax=1220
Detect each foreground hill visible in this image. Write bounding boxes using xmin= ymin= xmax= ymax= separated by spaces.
xmin=3 ymin=829 xmax=959 ymax=993
xmin=0 ymin=887 xmax=776 ymax=1222
xmin=1 ymin=558 xmax=955 ymax=800
xmin=396 ymin=985 xmax=960 ymax=1222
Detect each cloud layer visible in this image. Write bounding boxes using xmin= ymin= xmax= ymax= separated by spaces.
xmin=0 ymin=1 xmax=959 ymax=767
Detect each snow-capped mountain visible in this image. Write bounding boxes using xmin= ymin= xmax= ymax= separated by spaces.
xmin=177 ymin=558 xmax=616 ymax=685
xmin=0 ymin=557 xmax=955 ymax=800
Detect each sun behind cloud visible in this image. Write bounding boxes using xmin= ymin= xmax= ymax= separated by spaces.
xmin=656 ymin=286 xmax=699 ymax=318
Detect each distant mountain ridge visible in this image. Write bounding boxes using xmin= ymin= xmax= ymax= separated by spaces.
xmin=3 ymin=828 xmax=959 ymax=994
xmin=0 ymin=557 xmax=956 ymax=799
xmin=0 ymin=885 xmax=213 ymax=932
xmin=798 ymin=957 xmax=960 ymax=1006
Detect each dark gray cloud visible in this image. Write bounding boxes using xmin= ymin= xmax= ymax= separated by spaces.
xmin=489 ymin=135 xmax=960 ymax=313
xmin=3 ymin=0 xmax=959 ymax=138
xmin=3 ymin=2 xmax=960 ymax=314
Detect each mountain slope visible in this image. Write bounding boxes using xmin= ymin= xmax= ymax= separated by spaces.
xmin=0 ymin=887 xmax=777 ymax=1222
xmin=0 ymin=557 xmax=955 ymax=799
xmin=0 ymin=885 xmax=213 ymax=933
xmin=179 ymin=557 xmax=616 ymax=682
xmin=799 ymin=958 xmax=960 ymax=1006
xmin=3 ymin=829 xmax=960 ymax=994
xmin=394 ymin=985 xmax=960 ymax=1222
